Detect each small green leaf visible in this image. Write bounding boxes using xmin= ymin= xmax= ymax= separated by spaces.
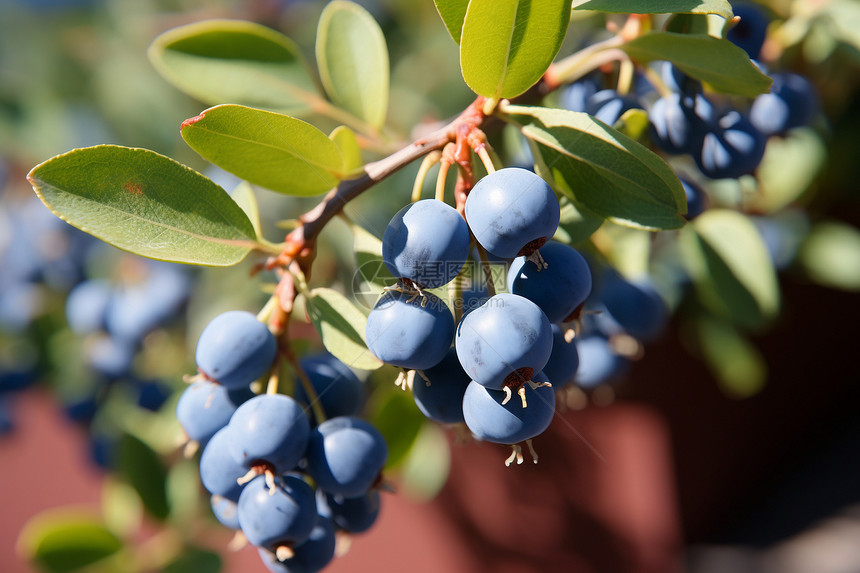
xmin=573 ymin=0 xmax=733 ymax=19
xmin=460 ymin=0 xmax=572 ymax=99
xmin=753 ymin=128 xmax=826 ymax=213
xmin=316 ymin=1 xmax=389 ymax=130
xmin=552 ymin=196 xmax=604 ymax=245
xmin=330 ymin=126 xmax=364 ymax=173
xmin=28 ymin=146 xmax=256 ymax=266
xmin=348 ymin=221 xmax=396 ymax=292
xmin=695 ymin=316 xmax=766 ymax=398
xmin=148 ymin=19 xmax=320 ymax=113
xmin=507 ymin=104 xmax=686 ymax=230
xmin=181 ymin=104 xmax=345 ymax=196
xmin=681 ymin=209 xmax=780 ymax=329
xmin=306 ymin=287 xmax=383 ymax=371
xmin=368 ymin=385 xmax=424 ymax=468
xmin=798 ymin=221 xmax=860 ymax=292
xmin=102 ymin=480 xmax=143 ymax=540
xmin=230 ymin=182 xmax=262 ymax=238
xmin=399 ymin=423 xmax=451 ymax=501
xmin=19 ymin=511 xmax=123 ymax=573
xmin=434 ymin=0 xmax=470 ymax=43
xmin=117 ymin=433 xmax=170 ymax=521
xmin=163 ymin=547 xmax=222 ymax=573
xmin=620 ymin=33 xmax=772 ymax=97
xmin=614 ymin=108 xmax=650 ymax=141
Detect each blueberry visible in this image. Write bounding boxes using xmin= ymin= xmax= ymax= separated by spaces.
xmin=382 ymin=199 xmax=470 ymax=289
xmin=237 ymin=474 xmax=317 ymax=550
xmin=210 ymin=494 xmax=241 ymax=530
xmin=649 ymin=93 xmax=714 ymax=155
xmin=585 ymin=89 xmax=643 ymax=126
xmin=750 ymin=72 xmax=818 ymax=136
xmin=256 ymin=516 xmax=336 ymax=573
xmin=135 ymin=379 xmax=172 ymax=412
xmin=465 ymin=168 xmax=560 ymax=259
xmin=462 ymin=373 xmax=556 ymax=444
xmin=176 ymin=380 xmax=253 ymax=445
xmin=199 ymin=427 xmax=247 ymax=501
xmin=660 ymin=61 xmax=701 ymax=95
xmin=680 ymin=176 xmax=707 ymax=220
xmin=65 ymin=279 xmax=112 ymax=335
xmin=727 ymin=4 xmax=769 ymax=59
xmin=455 ymin=293 xmax=553 ymax=391
xmin=226 ymin=394 xmax=310 ymax=474
xmin=294 ymin=353 xmax=364 ymax=423
xmin=506 ymin=241 xmax=592 ymax=323
xmin=598 ymin=273 xmax=668 ymax=342
xmin=365 ymin=289 xmax=454 ymax=371
xmin=86 ymin=336 xmax=136 ymax=380
xmin=574 ymin=335 xmax=629 ymax=388
xmin=695 ymin=110 xmax=766 ymax=179
xmin=305 ymin=416 xmax=388 ymax=497
xmin=412 ymin=347 xmax=470 ymax=424
xmin=316 ymin=489 xmax=381 ymax=534
xmin=195 ymin=311 xmax=277 ymax=390
xmin=542 ymin=325 xmax=580 ymax=391
xmin=560 ymin=77 xmax=600 ymax=113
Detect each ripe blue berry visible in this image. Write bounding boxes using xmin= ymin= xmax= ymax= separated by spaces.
xmin=660 ymin=61 xmax=700 ymax=95
xmin=226 ymin=394 xmax=310 ymax=474
xmin=211 ymin=494 xmax=240 ymax=530
xmin=237 ymin=474 xmax=317 ymax=550
xmin=365 ymin=289 xmax=454 ymax=371
xmin=749 ymin=72 xmax=817 ymax=136
xmin=176 ymin=380 xmax=253 ymax=445
xmin=412 ymin=348 xmax=470 ymax=424
xmin=257 ymin=516 xmax=336 ymax=573
xmin=680 ymin=176 xmax=707 ymax=220
xmin=294 ymin=353 xmax=364 ymax=422
xmin=465 ymin=168 xmax=560 ymax=259
xmin=455 ymin=293 xmax=553 ymax=391
xmin=65 ymin=279 xmax=112 ymax=335
xmin=597 ymin=274 xmax=668 ymax=342
xmin=695 ymin=111 xmax=766 ymax=179
xmin=305 ymin=416 xmax=388 ymax=497
xmin=649 ymin=93 xmax=714 ymax=155
xmin=574 ymin=335 xmax=630 ymax=388
xmin=560 ymin=77 xmax=599 ymax=113
xmin=726 ymin=4 xmax=769 ymax=59
xmin=317 ymin=489 xmax=381 ymax=534
xmin=506 ymin=241 xmax=592 ymax=323
xmin=195 ymin=310 xmax=277 ymax=390
xmin=382 ymin=199 xmax=470 ymax=289
xmin=542 ymin=325 xmax=580 ymax=391
xmin=585 ymin=89 xmax=643 ymax=126
xmin=462 ymin=372 xmax=555 ymax=444
xmin=199 ymin=428 xmax=247 ymax=501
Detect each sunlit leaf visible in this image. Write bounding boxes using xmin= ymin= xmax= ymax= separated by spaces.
xmin=399 ymin=423 xmax=451 ymax=501
xmin=434 ymin=0 xmax=470 ymax=43
xmin=573 ymin=0 xmax=733 ymax=18
xmin=330 ymin=125 xmax=364 ymax=173
xmin=117 ymin=433 xmax=170 ymax=521
xmin=369 ymin=386 xmax=424 ymax=468
xmin=19 ymin=511 xmax=122 ymax=573
xmin=306 ymin=288 xmax=383 ymax=371
xmin=798 ymin=221 xmax=860 ymax=292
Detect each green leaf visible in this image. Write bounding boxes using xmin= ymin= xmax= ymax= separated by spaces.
xmin=798 ymin=221 xmax=860 ymax=292
xmin=620 ymin=33 xmax=771 ymax=97
xmin=573 ymin=0 xmax=733 ymax=18
xmin=681 ymin=209 xmax=780 ymax=329
xmin=460 ymin=0 xmax=572 ymax=100
xmin=348 ymin=221 xmax=396 ymax=293
xmin=306 ymin=287 xmax=383 ymax=371
xmin=695 ymin=315 xmax=766 ymax=398
xmin=434 ymin=0 xmax=470 ymax=43
xmin=230 ymin=182 xmax=263 ymax=238
xmin=369 ymin=385 xmax=425 ymax=468
xmin=117 ymin=433 xmax=170 ymax=521
xmin=506 ymin=104 xmax=687 ymax=230
xmin=181 ymin=104 xmax=345 ymax=196
xmin=28 ymin=145 xmax=257 ymax=266
xmin=399 ymin=423 xmax=451 ymax=501
xmin=753 ymin=128 xmax=826 ymax=213
xmin=316 ymin=1 xmax=389 ymax=131
xmin=330 ymin=125 xmax=364 ymax=173
xmin=614 ymin=108 xmax=650 ymax=141
xmin=148 ymin=19 xmax=320 ymax=113
xmin=163 ymin=547 xmax=222 ymax=573
xmin=102 ymin=480 xmax=143 ymax=540
xmin=19 ymin=511 xmax=123 ymax=572
xmin=552 ymin=195 xmax=604 ymax=245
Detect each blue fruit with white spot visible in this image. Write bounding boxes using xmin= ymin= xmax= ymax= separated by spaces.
xmin=305 ymin=416 xmax=388 ymax=498
xmin=226 ymin=394 xmax=310 ymax=473
xmin=455 ymin=293 xmax=553 ymax=390
xmin=542 ymin=325 xmax=580 ymax=390
xmin=176 ymin=379 xmax=254 ymax=445
xmin=695 ymin=111 xmax=766 ymax=179
xmin=412 ymin=348 xmax=470 ymax=424
xmin=507 ymin=241 xmax=592 ymax=323
xmin=649 ymin=93 xmax=715 ymax=155
xmin=462 ymin=372 xmax=555 ymax=444
xmin=465 ymin=168 xmax=560 ymax=259
xmin=238 ymin=473 xmax=317 ymax=550
xmin=382 ymin=199 xmax=470 ymax=289
xmin=195 ymin=311 xmax=277 ymax=390
xmin=257 ymin=516 xmax=336 ymax=573
xmin=365 ymin=289 xmax=453 ymax=371
xmin=750 ymin=72 xmax=817 ymax=136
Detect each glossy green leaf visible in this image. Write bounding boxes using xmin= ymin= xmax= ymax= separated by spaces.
xmin=230 ymin=182 xmax=262 ymax=238
xmin=181 ymin=104 xmax=345 ymax=196
xmin=117 ymin=433 xmax=170 ymax=521
xmin=552 ymin=195 xmax=604 ymax=245
xmin=316 ymin=1 xmax=389 ymax=130
xmin=681 ymin=209 xmax=780 ymax=329
xmin=507 ymin=104 xmax=687 ymax=230
xmin=163 ymin=547 xmax=222 ymax=573
xmin=19 ymin=512 xmax=123 ymax=573
xmin=400 ymin=423 xmax=451 ymax=501
xmin=434 ymin=0 xmax=470 ymax=43
xmin=148 ymin=19 xmax=320 ymax=113
xmin=573 ymin=0 xmax=733 ymax=18
xmin=696 ymin=316 xmax=766 ymax=398
xmin=369 ymin=386 xmax=424 ymax=468
xmin=799 ymin=221 xmax=860 ymax=292
xmin=307 ymin=287 xmax=383 ymax=371
xmin=330 ymin=125 xmax=364 ymax=173
xmin=460 ymin=0 xmax=572 ymax=99
xmin=28 ymin=145 xmax=257 ymax=266
xmin=620 ymin=33 xmax=771 ymax=97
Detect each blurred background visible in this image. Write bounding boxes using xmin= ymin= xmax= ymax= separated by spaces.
xmin=1 ymin=0 xmax=859 ymax=572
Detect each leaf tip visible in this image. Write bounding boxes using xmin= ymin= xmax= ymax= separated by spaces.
xmin=181 ymin=112 xmax=206 ymax=131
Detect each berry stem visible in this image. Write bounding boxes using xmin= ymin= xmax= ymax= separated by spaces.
xmin=411 ymin=150 xmax=442 ymax=202
xmin=286 ymin=348 xmax=327 ymax=424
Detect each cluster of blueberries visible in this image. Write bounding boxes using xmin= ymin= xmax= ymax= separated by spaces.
xmin=562 ymin=3 xmax=817 ymax=191
xmin=177 ymin=310 xmax=385 ymax=573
